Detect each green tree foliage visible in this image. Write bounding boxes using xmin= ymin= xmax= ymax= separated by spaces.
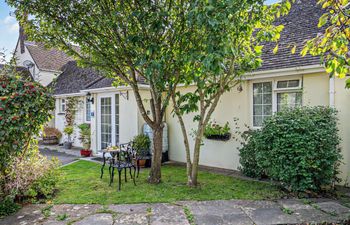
xmin=239 ymin=107 xmax=342 ymax=193
xmin=171 ymin=0 xmax=292 ymax=186
xmin=0 ymin=65 xmax=54 ymax=192
xmin=6 ymin=0 xmax=192 ymax=183
xmin=302 ymin=0 xmax=350 ymax=87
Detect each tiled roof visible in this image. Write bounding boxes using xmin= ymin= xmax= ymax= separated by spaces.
xmin=85 ymin=77 xmax=114 ymax=90
xmin=258 ymin=0 xmax=325 ymax=72
xmin=25 ymin=42 xmax=75 ymax=72
xmin=52 ymin=61 xmax=103 ymax=95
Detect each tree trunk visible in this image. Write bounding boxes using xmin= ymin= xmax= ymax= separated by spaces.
xmin=148 ymin=125 xmax=163 ymax=184
xmin=189 ymin=125 xmax=204 ymax=187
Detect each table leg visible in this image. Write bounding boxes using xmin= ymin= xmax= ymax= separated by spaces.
xmin=118 ymin=169 xmax=122 ymax=191
xmin=100 ymin=152 xmax=106 ymax=179
xmin=124 ymin=168 xmax=127 ymax=182
xmin=137 ymin=160 xmax=140 ymax=178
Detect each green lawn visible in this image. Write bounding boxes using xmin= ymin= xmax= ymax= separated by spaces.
xmin=53 ymin=160 xmax=282 ymax=204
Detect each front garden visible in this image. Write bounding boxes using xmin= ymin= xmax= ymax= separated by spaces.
xmin=54 ymin=160 xmax=282 ymax=204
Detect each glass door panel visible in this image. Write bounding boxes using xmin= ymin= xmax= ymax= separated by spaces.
xmin=100 ymin=97 xmax=112 ymax=149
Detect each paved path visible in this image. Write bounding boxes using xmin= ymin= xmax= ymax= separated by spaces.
xmin=39 ymin=148 xmax=78 ymax=165
xmin=1 ymin=199 xmax=350 ymax=225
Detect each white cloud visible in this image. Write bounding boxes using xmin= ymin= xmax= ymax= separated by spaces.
xmin=1 ymin=15 xmax=19 ymax=33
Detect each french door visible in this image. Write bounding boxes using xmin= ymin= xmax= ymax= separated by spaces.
xmin=98 ymin=94 xmax=119 ymax=150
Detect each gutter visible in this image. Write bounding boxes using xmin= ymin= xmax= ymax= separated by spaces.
xmin=80 ymin=84 xmax=150 ymax=94
xmin=53 ymin=92 xmax=84 ymax=98
xmin=246 ymin=64 xmax=325 ymax=80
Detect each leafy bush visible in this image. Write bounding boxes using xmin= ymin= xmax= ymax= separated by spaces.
xmin=78 ymin=123 xmax=91 ymax=149
xmin=4 ymin=144 xmax=61 ymax=201
xmin=238 ymin=130 xmax=265 ymax=178
xmin=43 ymin=127 xmax=62 ymax=139
xmin=133 ymin=134 xmax=151 ymax=156
xmin=0 ymin=66 xmax=54 ymax=192
xmin=0 ymin=196 xmax=20 ymax=218
xmin=239 ymin=106 xmax=342 ymax=193
xmin=204 ymin=121 xmax=230 ymax=137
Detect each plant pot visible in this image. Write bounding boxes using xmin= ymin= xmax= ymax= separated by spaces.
xmin=138 ymin=159 xmax=147 ymax=168
xmin=80 ymin=149 xmax=92 ymax=157
xmin=64 ymin=142 xmax=72 ymax=149
xmin=42 ymin=136 xmax=58 ymax=145
xmin=205 ymin=133 xmax=231 ymax=141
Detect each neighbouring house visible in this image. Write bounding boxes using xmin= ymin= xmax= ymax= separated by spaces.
xmin=14 ymin=0 xmax=350 ymax=182
xmin=14 ymin=31 xmax=73 ymax=87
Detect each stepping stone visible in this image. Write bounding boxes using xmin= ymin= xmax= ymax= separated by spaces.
xmin=293 ymin=209 xmax=336 ymax=224
xmin=150 ymin=203 xmax=190 ymax=225
xmin=315 ymin=201 xmax=350 ymax=215
xmin=242 ymin=208 xmax=299 ymax=225
xmin=109 ymin=204 xmax=149 ymax=214
xmin=0 ymin=204 xmax=45 ymax=225
xmin=184 ymin=200 xmax=253 ymax=225
xmin=114 ymin=213 xmax=148 ymax=225
xmin=72 ymin=213 xmax=113 ymax=225
xmin=277 ymin=199 xmax=314 ymax=210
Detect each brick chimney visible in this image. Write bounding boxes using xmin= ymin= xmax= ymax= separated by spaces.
xmin=19 ymin=12 xmax=28 ymax=54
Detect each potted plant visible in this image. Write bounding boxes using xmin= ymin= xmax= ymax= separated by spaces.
xmin=204 ymin=121 xmax=231 ymax=141
xmin=42 ymin=127 xmax=62 ymax=145
xmin=63 ymin=126 xmax=74 ymax=149
xmin=132 ymin=134 xmax=151 ymax=167
xmin=78 ymin=123 xmax=92 ymax=157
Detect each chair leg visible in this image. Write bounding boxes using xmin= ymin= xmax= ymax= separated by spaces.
xmin=100 ymin=153 xmax=106 ymax=179
xmin=133 ymin=167 xmax=136 ymax=186
xmin=110 ymin=167 xmax=115 ymax=186
xmin=124 ymin=168 xmax=127 ymax=182
xmin=137 ymin=160 xmax=140 ymax=178
xmin=118 ymin=169 xmax=122 ymax=191
xmin=108 ymin=164 xmax=112 ymax=180
xmin=129 ymin=167 xmax=133 ymax=179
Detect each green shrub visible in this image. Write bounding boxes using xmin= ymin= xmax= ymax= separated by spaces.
xmin=0 ymin=196 xmax=20 ymax=218
xmin=238 ymin=130 xmax=265 ymax=178
xmin=0 ymin=67 xmax=54 ymax=191
xmin=133 ymin=134 xmax=151 ymax=156
xmin=5 ymin=144 xmax=61 ymax=203
xmin=239 ymin=106 xmax=342 ymax=193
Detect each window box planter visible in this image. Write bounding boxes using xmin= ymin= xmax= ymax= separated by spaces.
xmin=80 ymin=149 xmax=92 ymax=157
xmin=42 ymin=136 xmax=59 ymax=145
xmin=205 ymin=133 xmax=231 ymax=141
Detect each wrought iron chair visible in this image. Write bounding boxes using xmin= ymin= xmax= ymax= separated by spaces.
xmin=109 ymin=143 xmax=136 ymax=191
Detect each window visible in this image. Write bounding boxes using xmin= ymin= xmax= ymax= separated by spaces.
xmin=59 ymin=98 xmax=66 ymax=113
xmin=253 ymin=82 xmax=272 ymax=127
xmin=277 ymin=92 xmax=302 ymax=111
xmin=253 ymin=78 xmax=302 ymax=127
xmin=115 ymin=94 xmax=119 ymax=145
xmin=85 ymin=98 xmax=91 ymax=122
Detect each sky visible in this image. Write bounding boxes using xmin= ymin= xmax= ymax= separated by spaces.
xmin=0 ymin=0 xmax=279 ymax=61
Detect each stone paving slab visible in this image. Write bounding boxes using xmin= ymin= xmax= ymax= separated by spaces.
xmin=150 ymin=203 xmax=190 ymax=225
xmin=1 ymin=199 xmax=350 ymax=225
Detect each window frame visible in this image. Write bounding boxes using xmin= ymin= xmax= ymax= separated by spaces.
xmin=58 ymin=98 xmax=66 ymax=114
xmin=85 ymin=97 xmax=92 ymax=123
xmin=251 ymin=77 xmax=302 ymax=128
